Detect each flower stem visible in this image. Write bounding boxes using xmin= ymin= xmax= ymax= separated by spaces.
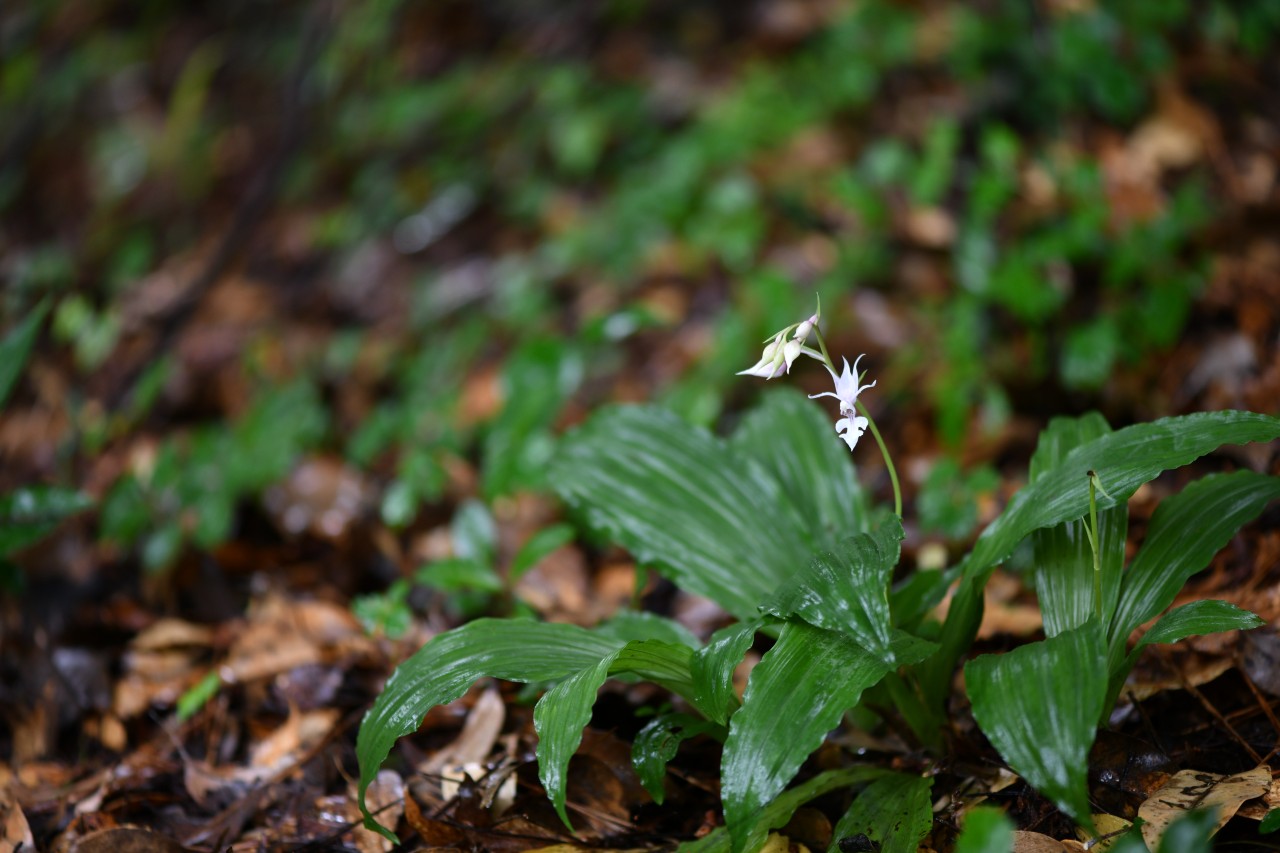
xmin=859 ymin=401 xmax=902 ymax=518
xmin=812 ymin=327 xmax=834 ymax=371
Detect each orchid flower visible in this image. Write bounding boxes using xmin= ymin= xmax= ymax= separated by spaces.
xmin=809 ymin=354 xmax=876 ymax=451
xmin=736 ymin=332 xmax=792 ymax=379
xmin=733 ymin=298 xmax=898 ymax=510
xmin=736 ymin=310 xmax=821 ymax=380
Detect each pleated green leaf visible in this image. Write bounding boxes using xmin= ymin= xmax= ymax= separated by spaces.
xmin=536 ymin=655 xmax=615 ymax=829
xmin=679 ymin=767 xmax=886 ymax=853
xmin=357 ymin=619 xmax=625 ymax=836
xmin=1027 ymin=412 xmax=1112 ymax=481
xmin=828 ymin=772 xmax=934 ymax=853
xmin=760 ymin=518 xmax=901 ymax=659
xmin=1130 ymin=600 xmax=1263 ymax=664
xmin=1110 ymin=470 xmax=1280 ymax=647
xmin=965 ymin=622 xmax=1107 ymax=828
xmin=692 ymin=620 xmax=761 ymax=725
xmin=722 ymin=621 xmax=893 ymax=852
xmin=596 ymin=610 xmax=702 ymax=648
xmin=551 ymin=393 xmax=858 ymax=620
xmin=1034 ymin=510 xmax=1126 ymax=638
xmin=921 ymin=411 xmax=1280 ymax=712
xmin=536 ymin=639 xmax=700 ymax=829
xmin=1030 ymin=412 xmax=1126 ymax=638
xmin=972 ymin=411 xmax=1280 ymax=582
xmin=632 ymin=713 xmax=725 ymax=804
xmin=729 ymin=388 xmax=868 ymax=546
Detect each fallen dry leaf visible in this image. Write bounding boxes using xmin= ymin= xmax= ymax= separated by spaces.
xmin=249 ymin=707 xmax=339 ymax=770
xmin=1076 ymin=813 xmax=1133 ymax=851
xmin=66 ymin=826 xmax=193 ymax=853
xmin=0 ymin=783 xmax=35 ymax=853
xmin=1237 ymin=777 xmax=1280 ymax=820
xmin=420 ymin=686 xmax=505 ymax=776
xmin=1138 ymin=766 xmax=1272 ymax=850
xmin=1013 ymin=831 xmax=1068 ymax=852
xmin=222 ymin=594 xmax=374 ymax=683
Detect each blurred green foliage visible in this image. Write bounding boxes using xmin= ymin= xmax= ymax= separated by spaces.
xmin=99 ymin=380 xmax=328 ymax=572
xmin=2 ymin=0 xmax=1276 ymax=579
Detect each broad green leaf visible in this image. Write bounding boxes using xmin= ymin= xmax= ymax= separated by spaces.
xmin=890 ymin=565 xmax=957 ymax=631
xmin=0 ymin=299 xmax=48 ymax=410
xmin=873 ymin=672 xmax=944 ymax=753
xmin=1034 ymin=509 xmax=1126 ymax=638
xmin=1110 ymin=471 xmax=1280 ymax=647
xmin=535 ymin=639 xmax=700 ymax=828
xmin=921 ymin=411 xmax=1280 ymax=713
xmin=1030 ymin=413 xmax=1126 ymax=637
xmin=729 ymin=388 xmax=868 ymax=546
xmin=972 ymin=409 xmax=1274 ymax=584
xmin=1027 ymin=412 xmax=1112 ymax=480
xmin=551 ymin=405 xmax=815 ymax=619
xmin=0 ymin=486 xmax=94 ymax=556
xmin=722 ymin=621 xmax=894 ymax=852
xmin=608 ymin=639 xmax=701 ymax=703
xmin=760 ymin=519 xmax=901 ymax=660
xmin=971 ymin=412 xmax=1280 ymax=578
xmin=692 ymin=620 xmax=760 ymax=725
xmin=535 ymin=656 xmax=614 ymax=829
xmin=887 ymin=631 xmax=939 ymax=667
xmin=357 ymin=619 xmax=624 ymax=836
xmin=679 ymin=767 xmax=886 ymax=853
xmin=510 ymin=523 xmax=575 ymax=581
xmin=828 ymin=772 xmax=933 ymax=853
xmin=965 ymin=622 xmax=1107 ymax=828
xmin=1130 ymin=600 xmax=1263 ymax=663
xmin=597 ymin=610 xmax=701 ymax=648
xmin=632 ymin=713 xmax=725 ymax=804
xmin=953 ymin=806 xmax=1014 ymax=853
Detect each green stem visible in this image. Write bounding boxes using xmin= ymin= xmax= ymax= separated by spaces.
xmin=812 ymin=326 xmax=834 ymax=369
xmin=1088 ymin=471 xmax=1102 ymax=622
xmin=859 ymin=401 xmax=902 ymax=518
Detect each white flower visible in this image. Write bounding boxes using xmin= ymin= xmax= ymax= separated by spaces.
xmin=737 ymin=302 xmax=822 ymax=380
xmin=834 ymin=413 xmax=870 ymax=451
xmin=793 ymin=311 xmax=819 ymax=342
xmin=737 ymin=332 xmax=804 ymax=379
xmin=809 ymin=354 xmax=876 ymax=451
